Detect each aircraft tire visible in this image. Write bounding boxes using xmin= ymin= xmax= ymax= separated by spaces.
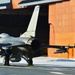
xmin=3 ymin=49 xmax=12 ymax=66
xmin=3 ymin=54 xmax=10 ymax=66
xmin=27 ymin=58 xmax=33 ymax=66
xmin=22 ymin=54 xmax=33 ymax=66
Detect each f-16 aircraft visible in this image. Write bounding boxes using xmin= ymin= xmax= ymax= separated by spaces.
xmin=0 ymin=5 xmax=41 ymax=66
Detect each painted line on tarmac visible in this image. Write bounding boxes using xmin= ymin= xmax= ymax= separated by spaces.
xmin=50 ymin=72 xmax=64 ymax=75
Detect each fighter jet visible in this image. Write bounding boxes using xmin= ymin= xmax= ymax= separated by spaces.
xmin=0 ymin=5 xmax=40 ymax=66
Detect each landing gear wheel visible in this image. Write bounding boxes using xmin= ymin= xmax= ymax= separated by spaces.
xmin=22 ymin=55 xmax=33 ymax=66
xmin=28 ymin=58 xmax=33 ymax=66
xmin=4 ymin=55 xmax=10 ymax=66
xmin=3 ymin=49 xmax=12 ymax=66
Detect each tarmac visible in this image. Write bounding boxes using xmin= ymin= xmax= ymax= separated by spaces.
xmin=33 ymin=56 xmax=75 ymax=67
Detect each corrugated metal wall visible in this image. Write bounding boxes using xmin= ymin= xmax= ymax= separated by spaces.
xmin=48 ymin=0 xmax=75 ymax=58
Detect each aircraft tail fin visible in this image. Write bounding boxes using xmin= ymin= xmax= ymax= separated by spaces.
xmin=20 ymin=5 xmax=40 ymax=37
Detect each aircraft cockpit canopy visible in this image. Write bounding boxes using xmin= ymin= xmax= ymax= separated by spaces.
xmin=0 ymin=33 xmax=10 ymax=38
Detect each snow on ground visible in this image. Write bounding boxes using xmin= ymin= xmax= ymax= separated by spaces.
xmin=0 ymin=57 xmax=75 ymax=67
xmin=33 ymin=57 xmax=75 ymax=67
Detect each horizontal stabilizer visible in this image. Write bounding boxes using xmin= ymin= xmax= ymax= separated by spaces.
xmin=41 ymin=44 xmax=75 ymax=49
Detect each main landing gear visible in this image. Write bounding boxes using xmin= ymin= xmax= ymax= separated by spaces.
xmin=3 ymin=49 xmax=12 ymax=66
xmin=3 ymin=49 xmax=33 ymax=66
xmin=3 ymin=51 xmax=33 ymax=66
xmin=27 ymin=58 xmax=33 ymax=66
xmin=22 ymin=55 xmax=33 ymax=66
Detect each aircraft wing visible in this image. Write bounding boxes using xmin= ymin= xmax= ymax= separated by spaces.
xmin=0 ymin=42 xmax=25 ymax=48
xmin=0 ymin=43 xmax=11 ymax=47
xmin=19 ymin=0 xmax=63 ymax=7
xmin=41 ymin=44 xmax=75 ymax=49
xmin=41 ymin=44 xmax=75 ymax=53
